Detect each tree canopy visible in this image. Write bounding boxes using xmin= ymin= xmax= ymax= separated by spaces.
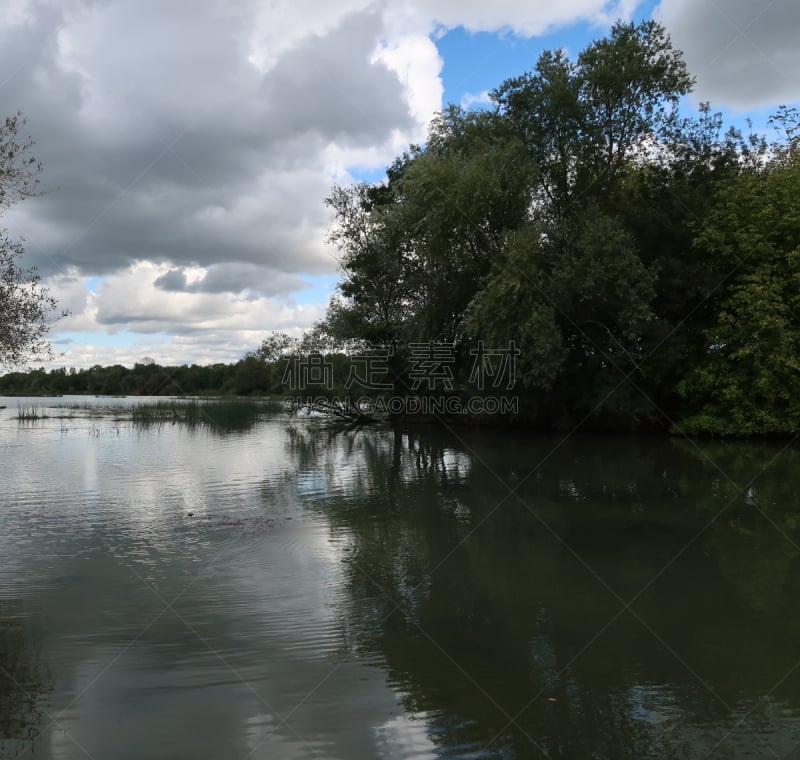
xmin=1 ymin=113 xmax=57 ymax=368
xmin=317 ymin=21 xmax=800 ymax=435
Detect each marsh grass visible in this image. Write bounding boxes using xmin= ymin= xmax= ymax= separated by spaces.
xmin=15 ymin=405 xmax=48 ymax=421
xmin=17 ymin=402 xmax=105 ymax=423
xmin=128 ymin=398 xmax=282 ymax=431
xmin=14 ymin=398 xmax=282 ymax=430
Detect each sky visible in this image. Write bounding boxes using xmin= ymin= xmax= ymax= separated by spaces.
xmin=1 ymin=0 xmax=798 ymax=369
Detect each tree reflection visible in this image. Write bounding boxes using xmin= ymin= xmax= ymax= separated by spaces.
xmin=0 ymin=604 xmax=48 ymax=757
xmin=279 ymin=423 xmax=800 ymax=758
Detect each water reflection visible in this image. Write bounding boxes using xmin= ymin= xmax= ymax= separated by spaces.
xmin=279 ymin=425 xmax=800 ymax=758
xmin=0 ymin=601 xmax=49 ymax=758
xmin=3 ymin=399 xmax=800 ymax=758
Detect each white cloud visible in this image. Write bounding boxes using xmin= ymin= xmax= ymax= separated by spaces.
xmin=48 ymin=333 xmax=269 ymax=369
xmin=371 ymin=33 xmax=443 ymax=131
xmin=247 ymin=0 xmax=373 ymax=73
xmin=2 ymin=0 xmax=661 ymax=368
xmin=43 ymin=264 xmax=327 ymax=367
xmin=45 ymin=270 xmax=98 ymax=332
xmin=460 ymin=90 xmax=492 ymax=110
xmin=91 ymin=262 xmax=325 ymax=334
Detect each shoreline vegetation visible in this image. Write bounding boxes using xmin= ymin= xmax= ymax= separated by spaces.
xmin=10 ymin=398 xmax=285 ymax=432
xmin=3 ymin=23 xmax=800 ymax=437
xmin=5 ymin=395 xmax=432 ymax=430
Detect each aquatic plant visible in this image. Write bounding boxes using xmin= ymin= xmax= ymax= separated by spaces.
xmin=15 ymin=404 xmax=46 ymax=421
xmin=127 ymin=398 xmax=282 ymax=431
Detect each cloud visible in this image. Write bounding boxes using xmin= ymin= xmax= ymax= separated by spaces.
xmin=153 ymin=268 xmax=189 ymax=292
xmin=656 ymin=0 xmax=800 ymax=110
xmin=48 ymin=332 xmax=281 ymax=368
xmin=1 ymin=0 xmax=659 ymax=368
xmin=406 ymin=0 xmax=640 ymax=35
xmin=153 ymin=264 xmax=306 ymax=296
xmin=259 ymin=11 xmax=415 ymax=146
xmin=2 ymin=2 xmax=415 ymax=281
xmin=45 ymin=270 xmax=98 ymax=333
xmin=460 ymin=90 xmax=492 ymax=110
xmin=92 ymin=262 xmax=324 ymax=333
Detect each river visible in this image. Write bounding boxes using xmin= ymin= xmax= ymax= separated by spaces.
xmin=2 ymin=397 xmax=800 ymax=759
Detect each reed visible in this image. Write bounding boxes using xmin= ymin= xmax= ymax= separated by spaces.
xmin=128 ymin=398 xmax=282 ymax=431
xmin=15 ymin=404 xmax=48 ymax=421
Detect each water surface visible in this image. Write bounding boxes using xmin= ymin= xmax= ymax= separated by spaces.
xmin=2 ymin=397 xmax=800 ymax=759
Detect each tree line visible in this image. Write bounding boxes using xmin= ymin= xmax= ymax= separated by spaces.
xmin=0 ymin=360 xmax=259 ymax=397
xmin=0 ymin=334 xmax=357 ymax=399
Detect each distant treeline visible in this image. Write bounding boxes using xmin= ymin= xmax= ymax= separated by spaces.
xmin=0 ymin=339 xmax=376 ymax=400
xmin=0 ymin=362 xmax=240 ymax=397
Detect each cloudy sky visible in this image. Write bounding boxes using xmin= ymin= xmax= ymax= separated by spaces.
xmin=1 ymin=0 xmax=798 ymax=369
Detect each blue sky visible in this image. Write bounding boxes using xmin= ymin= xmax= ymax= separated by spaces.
xmin=437 ymin=20 xmax=614 ymax=108
xmin=2 ymin=0 xmax=797 ymax=370
xmin=434 ymin=0 xmax=786 ymax=144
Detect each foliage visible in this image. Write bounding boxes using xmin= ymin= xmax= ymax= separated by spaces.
xmin=0 ymin=113 xmax=58 ymax=368
xmin=126 ymin=398 xmax=281 ymax=431
xmin=492 ymin=20 xmax=693 ymax=215
xmin=315 ymin=21 xmax=800 ymax=435
xmin=678 ymin=132 xmax=800 ymax=435
xmin=324 ymin=108 xmax=535 ymax=350
xmin=0 ymin=345 xmax=359 ymax=405
xmin=0 ymin=362 xmax=237 ymax=396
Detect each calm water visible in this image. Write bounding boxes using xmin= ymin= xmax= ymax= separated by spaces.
xmin=3 ymin=397 xmax=800 ymax=759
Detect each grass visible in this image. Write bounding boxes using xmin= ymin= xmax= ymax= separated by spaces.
xmin=13 ymin=398 xmax=283 ymax=431
xmin=15 ymin=404 xmax=48 ymax=421
xmin=128 ymin=398 xmax=283 ymax=431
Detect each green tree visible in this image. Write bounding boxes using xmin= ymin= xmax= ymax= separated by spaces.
xmin=492 ymin=21 xmax=693 ymax=216
xmin=678 ymin=123 xmax=800 ymax=435
xmin=324 ymin=107 xmax=534 ymax=349
xmin=320 ymin=22 xmax=795 ymax=434
xmin=0 ymin=113 xmax=58 ymax=368
xmin=468 ymin=21 xmax=695 ymax=426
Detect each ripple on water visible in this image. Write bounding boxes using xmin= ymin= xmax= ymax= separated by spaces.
xmin=172 ymin=517 xmax=346 ymax=663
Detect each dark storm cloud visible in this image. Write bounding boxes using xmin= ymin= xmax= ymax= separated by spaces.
xmin=0 ymin=1 xmax=412 ymax=281
xmin=258 ymin=11 xmax=415 ymax=146
xmin=657 ymin=0 xmax=800 ymax=109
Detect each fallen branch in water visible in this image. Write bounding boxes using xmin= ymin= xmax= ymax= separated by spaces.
xmin=284 ymin=396 xmax=379 ymax=424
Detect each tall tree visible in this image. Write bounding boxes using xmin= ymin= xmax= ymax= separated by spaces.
xmin=0 ymin=113 xmax=57 ymax=368
xmin=323 ymin=107 xmax=534 ymax=348
xmin=469 ymin=21 xmax=695 ymax=425
xmin=319 ymin=21 xmax=790 ymax=433
xmin=491 ymin=21 xmax=693 ymax=216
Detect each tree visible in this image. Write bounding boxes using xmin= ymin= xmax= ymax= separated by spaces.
xmin=323 ymin=107 xmax=534 ymax=349
xmin=1 ymin=112 xmax=57 ymax=368
xmin=324 ymin=162 xmax=418 ymax=347
xmin=491 ymin=21 xmax=693 ymax=217
xmin=464 ymin=21 xmax=694 ymax=426
xmin=678 ymin=116 xmax=800 ymax=435
xmin=319 ymin=21 xmax=795 ymax=433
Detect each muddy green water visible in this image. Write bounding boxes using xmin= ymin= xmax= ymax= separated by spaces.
xmin=2 ymin=397 xmax=800 ymax=759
